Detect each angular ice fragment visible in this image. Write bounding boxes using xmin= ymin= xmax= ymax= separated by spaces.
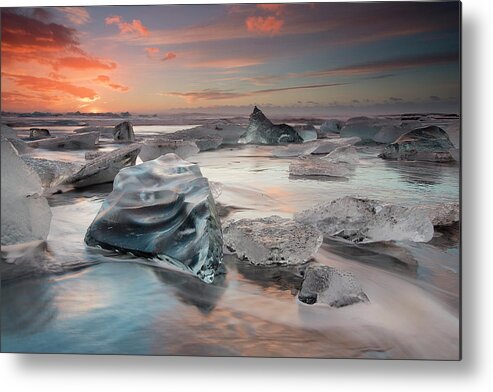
xmin=61 ymin=143 xmax=141 ymax=188
xmin=1 ymin=141 xmax=52 ymax=245
xmin=223 ymin=216 xmax=322 ymax=265
xmin=298 ymin=263 xmax=369 ymax=307
xmin=113 ymin=121 xmax=135 ymax=142
xmin=26 ymin=131 xmax=99 ymax=150
xmin=139 ymin=139 xmax=199 ymax=161
xmin=239 ymin=106 xmax=303 ymax=145
xmin=289 ymin=156 xmax=352 ymax=178
xmin=295 ymin=196 xmax=434 ymax=243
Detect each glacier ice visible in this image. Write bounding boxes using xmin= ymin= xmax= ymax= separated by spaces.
xmin=1 ymin=141 xmax=52 ymax=246
xmin=113 ymin=121 xmax=135 ymax=142
xmin=26 ymin=131 xmax=100 ymax=150
xmin=22 ymin=157 xmax=80 ymax=188
xmin=139 ymin=139 xmax=199 ymax=161
xmin=239 ymin=106 xmax=303 ymax=145
xmin=84 ymin=153 xmax=223 ymax=283
xmin=61 ymin=143 xmax=141 ymax=188
xmin=223 ymin=216 xmax=322 ymax=266
xmin=379 ymin=126 xmax=456 ymax=162
xmin=298 ymin=263 xmax=369 ymax=307
xmin=294 ymin=196 xmax=434 ymax=243
xmin=289 ymin=156 xmax=352 ymax=178
xmin=413 ymin=202 xmax=459 ymax=227
xmin=318 ymin=119 xmax=344 ymax=137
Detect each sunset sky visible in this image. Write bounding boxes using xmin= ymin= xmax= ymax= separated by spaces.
xmin=1 ymin=2 xmax=460 ymax=115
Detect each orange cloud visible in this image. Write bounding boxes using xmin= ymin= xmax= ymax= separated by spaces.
xmin=1 ymin=9 xmax=79 ymax=55
xmin=257 ymin=4 xmax=286 ymax=15
xmin=105 ymin=15 xmax=149 ymax=37
xmin=245 ymin=16 xmax=284 ymax=35
xmin=3 ymin=72 xmax=99 ymax=100
xmin=162 ymin=52 xmax=177 ymax=62
xmin=52 ymin=56 xmax=117 ymax=71
xmin=145 ymin=47 xmax=160 ymax=58
xmin=94 ymin=75 xmax=129 ymax=92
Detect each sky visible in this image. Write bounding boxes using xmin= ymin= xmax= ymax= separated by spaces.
xmin=1 ymin=2 xmax=461 ymax=115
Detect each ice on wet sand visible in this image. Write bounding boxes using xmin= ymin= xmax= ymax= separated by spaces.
xmin=298 ymin=263 xmax=369 ymax=307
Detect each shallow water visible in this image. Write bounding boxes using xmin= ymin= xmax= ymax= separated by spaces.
xmin=1 ymin=122 xmax=460 ymax=359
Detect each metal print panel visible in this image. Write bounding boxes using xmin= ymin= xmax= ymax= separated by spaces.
xmin=0 ymin=1 xmax=461 ymax=359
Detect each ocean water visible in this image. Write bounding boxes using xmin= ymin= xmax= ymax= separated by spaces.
xmin=1 ymin=121 xmax=460 ymax=359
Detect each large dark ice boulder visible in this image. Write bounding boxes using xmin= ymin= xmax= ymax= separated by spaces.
xmin=379 ymin=126 xmax=455 ymax=162
xmin=84 ymin=153 xmax=224 ymax=283
xmin=239 ymin=106 xmax=303 ymax=145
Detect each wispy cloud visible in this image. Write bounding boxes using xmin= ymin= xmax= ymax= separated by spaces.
xmin=105 ymin=15 xmax=149 ymax=37
xmin=161 ymin=82 xmax=347 ymax=103
xmin=162 ymin=52 xmax=177 ymax=62
xmin=296 ymin=52 xmax=458 ymax=79
xmin=57 ymin=7 xmax=90 ymax=25
xmin=94 ymin=75 xmax=129 ymax=92
xmin=52 ymin=56 xmax=117 ymax=71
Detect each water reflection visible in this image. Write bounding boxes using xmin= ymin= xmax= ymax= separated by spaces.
xmin=152 ymin=267 xmax=227 ymax=314
xmin=323 ymin=238 xmax=418 ymax=276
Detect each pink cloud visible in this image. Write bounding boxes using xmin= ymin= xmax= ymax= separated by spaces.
xmin=245 ymin=16 xmax=284 ymax=35
xmin=257 ymin=4 xmax=286 ymax=15
xmin=145 ymin=47 xmax=160 ymax=58
xmin=94 ymin=75 xmax=129 ymax=92
xmin=105 ymin=15 xmax=149 ymax=37
xmin=52 ymin=56 xmax=117 ymax=71
xmin=162 ymin=52 xmax=177 ymax=62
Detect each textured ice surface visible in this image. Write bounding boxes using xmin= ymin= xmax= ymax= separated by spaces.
xmin=413 ymin=202 xmax=459 ymax=227
xmin=311 ymin=137 xmax=361 ymax=154
xmin=319 ymin=119 xmax=344 ymax=136
xmin=1 ymin=124 xmax=17 ymax=139
xmin=379 ymin=126 xmax=455 ymax=162
xmin=239 ymin=106 xmax=303 ymax=145
xmin=223 ymin=216 xmax=322 ymax=265
xmin=294 ymin=125 xmax=318 ymax=142
xmin=85 ymin=153 xmax=223 ymax=283
xmin=62 ymin=144 xmax=141 ymax=188
xmin=295 ymin=196 xmax=434 ymax=243
xmin=289 ymin=156 xmax=352 ymax=178
xmin=373 ymin=125 xmax=408 ymax=144
xmin=22 ymin=157 xmax=80 ymax=188
xmin=140 ymin=139 xmax=199 ymax=161
xmin=298 ymin=263 xmax=369 ymax=307
xmin=1 ymin=141 xmax=52 ymax=245
xmin=325 ymin=145 xmax=359 ymax=164
xmin=163 ymin=128 xmax=223 ymax=151
xmin=113 ymin=121 xmax=135 ymax=142
xmin=26 ymin=131 xmax=99 ymax=150
xmin=74 ymin=126 xmax=114 ymax=135
xmin=1 ymin=124 xmax=29 ymax=153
